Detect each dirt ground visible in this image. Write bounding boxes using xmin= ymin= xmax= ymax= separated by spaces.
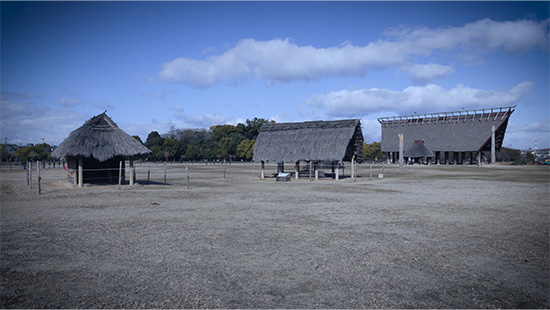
xmin=1 ymin=162 xmax=549 ymax=308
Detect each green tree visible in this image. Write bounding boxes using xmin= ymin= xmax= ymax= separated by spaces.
xmin=216 ymin=137 xmax=233 ymax=159
xmin=184 ymin=142 xmax=201 ymax=160
xmin=132 ymin=135 xmax=144 ymax=144
xmin=236 ymin=139 xmax=255 ymax=160
xmin=245 ymin=118 xmax=274 ymax=140
xmin=210 ymin=124 xmax=237 ymax=142
xmin=363 ymin=141 xmax=384 ymax=161
xmin=145 ymin=131 xmax=164 ymax=149
xmin=15 ymin=143 xmax=51 ymax=163
xmin=162 ymin=138 xmax=184 ymax=161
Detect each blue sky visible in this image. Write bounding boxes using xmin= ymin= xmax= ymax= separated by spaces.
xmin=1 ymin=1 xmax=549 ymax=150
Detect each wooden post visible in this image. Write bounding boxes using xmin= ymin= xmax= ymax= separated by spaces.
xmin=29 ymin=162 xmax=32 ymax=189
xmin=223 ymin=159 xmax=226 ymax=179
xmin=26 ymin=161 xmax=30 ymax=186
xmin=147 ymin=162 xmax=151 ymax=182
xmin=491 ymin=125 xmax=496 ymax=164
xmin=398 ymin=133 xmax=404 ymax=171
xmin=260 ymin=161 xmax=265 ymax=180
xmin=351 ymin=155 xmax=355 ymax=182
xmin=78 ymin=157 xmax=83 ymax=188
xmin=164 ymin=161 xmax=167 ymax=185
xmin=118 ymin=160 xmax=122 ymax=190
xmin=335 ymin=162 xmax=340 ymax=181
xmin=186 ymin=162 xmax=189 ymax=189
xmin=477 ymin=151 xmax=482 ymax=165
xmin=370 ymin=162 xmax=372 ymax=181
xmin=295 ymin=161 xmax=299 ymax=180
xmin=37 ymin=161 xmax=41 ymax=195
xmin=315 ymin=167 xmax=319 ymax=181
xmin=309 ymin=161 xmax=313 ymax=181
xmin=129 ymin=158 xmax=135 ymax=186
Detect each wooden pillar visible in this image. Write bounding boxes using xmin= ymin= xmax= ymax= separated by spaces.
xmin=129 ymin=158 xmax=135 ymax=186
xmin=469 ymin=152 xmax=474 ymax=165
xmin=295 ymin=161 xmax=299 ymax=180
xmin=491 ymin=125 xmax=496 ymax=164
xmin=335 ymin=162 xmax=340 ymax=181
xmin=477 ymin=151 xmax=482 ymax=166
xmin=351 ymin=155 xmax=355 ymax=182
xmin=398 ymin=133 xmax=404 ymax=171
xmin=277 ymin=162 xmax=284 ymax=174
xmin=78 ymin=157 xmax=83 ymax=187
xmin=260 ymin=161 xmax=265 ymax=180
xmin=315 ymin=168 xmax=319 ymax=181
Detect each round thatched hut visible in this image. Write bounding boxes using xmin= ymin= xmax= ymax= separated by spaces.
xmin=51 ymin=112 xmax=151 ymax=186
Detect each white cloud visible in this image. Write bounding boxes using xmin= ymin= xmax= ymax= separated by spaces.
xmin=401 ymin=63 xmax=455 ymax=84
xmin=307 ymin=81 xmax=534 ymax=118
xmin=0 ymin=92 xmax=88 ymax=145
xmin=159 ymin=18 xmax=548 ymax=87
xmin=505 ymin=120 xmax=550 ymax=149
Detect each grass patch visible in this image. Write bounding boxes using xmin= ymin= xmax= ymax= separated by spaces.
xmin=0 ymin=184 xmax=15 ymax=196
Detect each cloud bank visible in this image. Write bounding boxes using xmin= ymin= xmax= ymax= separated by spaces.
xmin=307 ymin=81 xmax=534 ymax=118
xmin=159 ymin=18 xmax=548 ymax=87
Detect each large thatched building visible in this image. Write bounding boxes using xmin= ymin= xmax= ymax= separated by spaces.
xmin=51 ymin=112 xmax=151 ymax=186
xmin=252 ymin=119 xmax=363 ymax=180
xmin=378 ymin=106 xmax=515 ymax=164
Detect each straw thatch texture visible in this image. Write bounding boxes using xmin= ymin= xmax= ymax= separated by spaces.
xmin=51 ymin=112 xmax=151 ymax=162
xmin=252 ymin=119 xmax=363 ymax=163
xmin=379 ymin=107 xmax=514 ymax=153
xmin=403 ymin=141 xmax=434 ymax=158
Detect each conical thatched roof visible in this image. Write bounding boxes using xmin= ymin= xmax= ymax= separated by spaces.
xmin=51 ymin=112 xmax=151 ymax=162
xmin=252 ymin=119 xmax=363 ymax=163
xmin=403 ymin=141 xmax=434 ymax=158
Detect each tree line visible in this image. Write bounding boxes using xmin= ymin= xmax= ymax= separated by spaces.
xmin=0 ymin=117 xmax=536 ymax=165
xmin=140 ymin=118 xmax=273 ymax=162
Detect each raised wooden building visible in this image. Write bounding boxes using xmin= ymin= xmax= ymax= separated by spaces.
xmin=378 ymin=106 xmax=515 ymax=165
xmin=252 ymin=119 xmax=363 ymax=180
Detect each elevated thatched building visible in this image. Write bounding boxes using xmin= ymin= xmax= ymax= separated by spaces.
xmin=253 ymin=119 xmax=363 ymax=180
xmin=51 ymin=112 xmax=151 ymax=186
xmin=378 ymin=106 xmax=515 ymax=165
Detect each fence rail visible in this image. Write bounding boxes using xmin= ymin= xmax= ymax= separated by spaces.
xmin=10 ymin=160 xmax=387 ymax=195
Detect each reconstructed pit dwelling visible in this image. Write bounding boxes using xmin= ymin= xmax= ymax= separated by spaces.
xmin=51 ymin=112 xmax=151 ymax=186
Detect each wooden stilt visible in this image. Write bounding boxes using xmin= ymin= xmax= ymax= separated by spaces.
xmin=78 ymin=157 xmax=83 ymax=187
xmin=129 ymin=158 xmax=135 ymax=186
xmin=260 ymin=161 xmax=265 ymax=180
xmin=491 ymin=125 xmax=496 ymax=164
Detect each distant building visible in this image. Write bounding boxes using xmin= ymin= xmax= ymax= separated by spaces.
xmin=379 ymin=106 xmax=515 ymax=165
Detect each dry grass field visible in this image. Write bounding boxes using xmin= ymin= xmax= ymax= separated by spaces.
xmin=1 ymin=162 xmax=549 ymax=308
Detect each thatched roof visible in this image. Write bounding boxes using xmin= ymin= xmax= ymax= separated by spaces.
xmin=51 ymin=112 xmax=151 ymax=162
xmin=404 ymin=141 xmax=434 ymax=158
xmin=252 ymin=119 xmax=363 ymax=163
xmin=379 ymin=106 xmax=515 ymax=153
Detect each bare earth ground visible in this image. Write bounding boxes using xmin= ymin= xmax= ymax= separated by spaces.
xmin=1 ymin=163 xmax=549 ymax=309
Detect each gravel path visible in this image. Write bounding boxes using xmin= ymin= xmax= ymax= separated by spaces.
xmin=1 ymin=163 xmax=549 ymax=308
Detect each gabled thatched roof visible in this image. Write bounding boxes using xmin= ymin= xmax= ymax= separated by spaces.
xmin=404 ymin=141 xmax=434 ymax=158
xmin=379 ymin=106 xmax=515 ymax=153
xmin=51 ymin=112 xmax=151 ymax=162
xmin=252 ymin=119 xmax=363 ymax=163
